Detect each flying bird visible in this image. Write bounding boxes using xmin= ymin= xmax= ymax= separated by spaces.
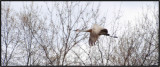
xmin=74 ymin=24 xmax=117 ymax=46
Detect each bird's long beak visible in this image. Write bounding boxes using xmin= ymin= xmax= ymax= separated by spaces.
xmin=109 ymin=36 xmax=118 ymax=38
xmin=113 ymin=36 xmax=118 ymax=38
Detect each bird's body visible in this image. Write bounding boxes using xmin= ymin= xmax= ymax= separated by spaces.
xmin=74 ymin=24 xmax=117 ymax=46
xmin=92 ymin=24 xmax=104 ymax=34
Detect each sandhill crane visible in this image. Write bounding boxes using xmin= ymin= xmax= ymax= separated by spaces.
xmin=74 ymin=24 xmax=117 ymax=46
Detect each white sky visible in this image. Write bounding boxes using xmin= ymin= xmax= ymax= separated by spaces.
xmin=3 ymin=1 xmax=158 ymax=49
xmin=4 ymin=0 xmax=159 ymax=53
xmin=8 ymin=1 xmax=158 ymax=27
xmin=9 ymin=1 xmax=158 ymax=19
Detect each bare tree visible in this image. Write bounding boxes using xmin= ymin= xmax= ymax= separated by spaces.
xmin=109 ymin=4 xmax=159 ymax=66
xmin=1 ymin=2 xmax=21 ymax=66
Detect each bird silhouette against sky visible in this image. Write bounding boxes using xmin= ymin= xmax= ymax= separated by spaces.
xmin=74 ymin=24 xmax=118 ymax=46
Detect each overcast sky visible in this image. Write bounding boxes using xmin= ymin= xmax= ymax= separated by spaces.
xmin=9 ymin=1 xmax=158 ymax=20
xmin=5 ymin=1 xmax=158 ymax=47
xmin=3 ymin=1 xmax=158 ymax=45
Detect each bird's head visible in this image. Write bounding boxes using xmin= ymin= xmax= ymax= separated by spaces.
xmin=106 ymin=34 xmax=110 ymax=36
xmin=99 ymin=29 xmax=109 ymax=36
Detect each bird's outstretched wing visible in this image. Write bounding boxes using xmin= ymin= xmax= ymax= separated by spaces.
xmin=89 ymin=32 xmax=99 ymax=46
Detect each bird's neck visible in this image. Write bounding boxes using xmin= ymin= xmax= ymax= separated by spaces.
xmin=79 ymin=30 xmax=86 ymax=32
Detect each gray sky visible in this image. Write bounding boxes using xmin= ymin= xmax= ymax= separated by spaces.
xmin=7 ymin=1 xmax=158 ymax=48
xmin=3 ymin=1 xmax=158 ymax=43
xmin=9 ymin=1 xmax=158 ymax=25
